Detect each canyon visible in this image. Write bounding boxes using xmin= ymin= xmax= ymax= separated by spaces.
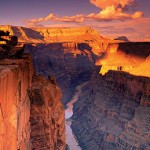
xmin=72 ymin=71 xmax=150 ymax=150
xmin=0 ymin=25 xmax=150 ymax=150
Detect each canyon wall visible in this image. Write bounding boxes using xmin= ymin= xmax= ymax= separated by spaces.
xmin=25 ymin=42 xmax=97 ymax=105
xmin=0 ymin=25 xmax=104 ymax=43
xmin=0 ymin=55 xmax=33 ymax=150
xmin=0 ymin=25 xmax=111 ymax=56
xmin=97 ymin=42 xmax=150 ymax=76
xmin=1 ymin=25 xmax=150 ymax=150
xmin=28 ymin=75 xmax=66 ymax=150
xmin=0 ymin=55 xmax=66 ymax=150
xmin=106 ymin=42 xmax=150 ymax=58
xmin=71 ymin=70 xmax=150 ymax=150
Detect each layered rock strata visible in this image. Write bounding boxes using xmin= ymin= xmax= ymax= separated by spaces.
xmin=71 ymin=71 xmax=150 ymax=150
xmin=97 ymin=42 xmax=150 ymax=76
xmin=0 ymin=55 xmax=33 ymax=150
xmin=1 ymin=25 xmax=149 ymax=150
xmin=0 ymin=54 xmax=66 ymax=150
xmin=28 ymin=75 xmax=66 ymax=150
xmin=25 ymin=43 xmax=97 ymax=105
xmin=0 ymin=26 xmax=104 ymax=43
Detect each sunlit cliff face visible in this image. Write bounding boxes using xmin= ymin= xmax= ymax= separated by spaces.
xmin=96 ymin=43 xmax=150 ymax=77
xmin=1 ymin=25 xmax=150 ymax=79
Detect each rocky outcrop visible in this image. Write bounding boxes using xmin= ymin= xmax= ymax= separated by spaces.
xmin=113 ymin=42 xmax=150 ymax=57
xmin=0 ymin=54 xmax=66 ymax=150
xmin=33 ymin=26 xmax=104 ymax=42
xmin=114 ymin=36 xmax=130 ymax=42
xmin=28 ymin=75 xmax=66 ymax=150
xmin=0 ymin=55 xmax=33 ymax=150
xmin=71 ymin=70 xmax=150 ymax=150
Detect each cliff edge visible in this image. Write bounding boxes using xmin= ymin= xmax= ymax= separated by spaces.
xmin=28 ymin=75 xmax=66 ymax=150
xmin=0 ymin=55 xmax=66 ymax=150
xmin=0 ymin=55 xmax=33 ymax=149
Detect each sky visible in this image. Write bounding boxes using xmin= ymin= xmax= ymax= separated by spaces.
xmin=0 ymin=0 xmax=150 ymax=41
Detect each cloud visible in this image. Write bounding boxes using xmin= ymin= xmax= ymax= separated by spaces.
xmin=26 ymin=0 xmax=143 ymax=26
xmin=88 ymin=0 xmax=143 ymax=21
xmin=27 ymin=13 xmax=85 ymax=26
xmin=90 ymin=0 xmax=134 ymax=9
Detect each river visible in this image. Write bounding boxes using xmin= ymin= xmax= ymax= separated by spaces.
xmin=65 ymin=82 xmax=88 ymax=150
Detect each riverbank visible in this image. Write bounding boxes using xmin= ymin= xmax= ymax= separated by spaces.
xmin=65 ymin=82 xmax=88 ymax=150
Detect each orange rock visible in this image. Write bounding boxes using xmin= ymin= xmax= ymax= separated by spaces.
xmin=0 ymin=55 xmax=33 ymax=150
xmin=28 ymin=75 xmax=66 ymax=150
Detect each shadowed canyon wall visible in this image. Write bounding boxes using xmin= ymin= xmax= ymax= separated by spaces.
xmin=72 ymin=71 xmax=150 ymax=150
xmin=71 ymin=41 xmax=150 ymax=150
xmin=25 ymin=42 xmax=97 ymax=105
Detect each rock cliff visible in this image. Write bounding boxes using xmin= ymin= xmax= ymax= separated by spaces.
xmin=0 ymin=54 xmax=66 ymax=149
xmin=25 ymin=42 xmax=97 ymax=105
xmin=28 ymin=75 xmax=66 ymax=150
xmin=97 ymin=42 xmax=150 ymax=77
xmin=71 ymin=70 xmax=150 ymax=150
xmin=0 ymin=55 xmax=33 ymax=150
xmin=70 ymin=41 xmax=150 ymax=150
xmin=0 ymin=25 xmax=110 ymax=56
xmin=0 ymin=25 xmax=104 ymax=43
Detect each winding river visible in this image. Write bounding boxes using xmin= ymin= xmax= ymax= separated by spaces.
xmin=65 ymin=82 xmax=88 ymax=150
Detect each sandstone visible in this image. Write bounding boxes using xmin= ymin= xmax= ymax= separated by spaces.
xmin=0 ymin=54 xmax=66 ymax=150
xmin=28 ymin=75 xmax=66 ymax=150
xmin=0 ymin=26 xmax=103 ymax=43
xmin=0 ymin=25 xmax=110 ymax=56
xmin=0 ymin=55 xmax=33 ymax=150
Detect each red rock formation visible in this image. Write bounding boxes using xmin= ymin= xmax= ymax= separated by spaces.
xmin=28 ymin=75 xmax=66 ymax=150
xmin=0 ymin=55 xmax=33 ymax=150
xmin=0 ymin=25 xmax=110 ymax=56
xmin=0 ymin=25 xmax=103 ymax=43
xmin=0 ymin=54 xmax=66 ymax=150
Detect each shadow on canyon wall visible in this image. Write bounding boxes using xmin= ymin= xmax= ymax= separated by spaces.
xmin=71 ymin=70 xmax=150 ymax=150
xmin=116 ymin=42 xmax=150 ymax=58
xmin=25 ymin=42 xmax=97 ymax=105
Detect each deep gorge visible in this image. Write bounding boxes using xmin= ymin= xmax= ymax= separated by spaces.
xmin=24 ymin=41 xmax=150 ymax=150
xmin=0 ymin=26 xmax=150 ymax=150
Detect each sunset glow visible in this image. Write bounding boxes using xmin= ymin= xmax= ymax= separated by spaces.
xmin=0 ymin=0 xmax=149 ymax=41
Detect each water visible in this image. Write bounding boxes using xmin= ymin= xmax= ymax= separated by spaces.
xmin=65 ymin=82 xmax=87 ymax=150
